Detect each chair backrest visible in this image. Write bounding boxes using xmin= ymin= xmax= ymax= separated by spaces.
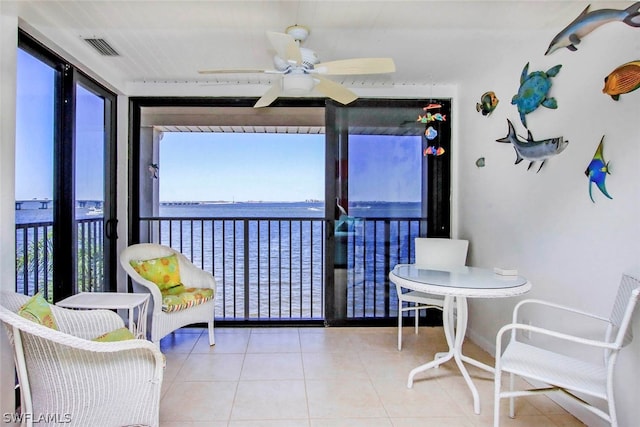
xmin=609 ymin=273 xmax=640 ymax=348
xmin=414 ymin=238 xmax=469 ymax=269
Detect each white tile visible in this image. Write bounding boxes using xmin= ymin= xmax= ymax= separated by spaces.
xmin=178 ymin=353 xmax=245 ymax=381
xmin=231 ymin=380 xmax=308 ymax=420
xmin=160 ymin=381 xmax=236 ymax=422
xmin=157 ymin=326 xmax=583 ymax=426
xmin=240 ymin=353 xmax=304 ymax=380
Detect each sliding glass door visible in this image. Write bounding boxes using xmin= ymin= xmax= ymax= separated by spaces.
xmin=15 ymin=31 xmax=117 ymax=301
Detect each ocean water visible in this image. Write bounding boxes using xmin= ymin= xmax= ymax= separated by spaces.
xmin=15 ymin=200 xmax=422 ymax=223
xmin=16 ymin=201 xmax=424 ymax=319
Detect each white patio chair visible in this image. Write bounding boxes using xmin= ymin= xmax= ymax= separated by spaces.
xmin=0 ymin=291 xmax=164 ymax=427
xmin=120 ymin=243 xmax=216 ymax=345
xmin=493 ymin=273 xmax=640 ymax=427
xmin=396 ymin=237 xmax=469 ymax=350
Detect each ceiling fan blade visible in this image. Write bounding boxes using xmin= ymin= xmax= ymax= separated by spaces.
xmin=314 ymin=76 xmax=357 ymax=105
xmin=266 ymin=31 xmax=302 ymax=65
xmin=253 ymin=82 xmax=282 ymax=108
xmin=314 ymin=58 xmax=396 ymax=75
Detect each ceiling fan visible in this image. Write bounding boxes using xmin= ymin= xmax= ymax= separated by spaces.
xmin=198 ymin=25 xmax=396 ymax=108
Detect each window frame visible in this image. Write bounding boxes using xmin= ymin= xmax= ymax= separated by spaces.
xmin=17 ymin=30 xmax=118 ymax=300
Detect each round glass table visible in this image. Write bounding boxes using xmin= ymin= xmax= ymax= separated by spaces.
xmin=389 ymin=264 xmax=532 ymax=414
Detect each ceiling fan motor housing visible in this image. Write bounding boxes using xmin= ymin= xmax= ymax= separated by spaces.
xmin=282 ymin=73 xmax=315 ymax=95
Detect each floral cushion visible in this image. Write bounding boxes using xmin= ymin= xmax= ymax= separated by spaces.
xmin=18 ymin=292 xmax=58 ymax=330
xmin=93 ymin=327 xmax=135 ymax=342
xmin=161 ymin=287 xmax=214 ymax=313
xmin=130 ymin=254 xmax=182 ymax=292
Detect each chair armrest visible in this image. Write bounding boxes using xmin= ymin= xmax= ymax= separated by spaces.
xmin=496 ymin=322 xmax=619 ymax=356
xmin=179 ymin=261 xmax=217 ymax=291
xmin=513 ymin=298 xmax=609 ymax=324
xmin=50 ymin=306 xmax=126 ymax=340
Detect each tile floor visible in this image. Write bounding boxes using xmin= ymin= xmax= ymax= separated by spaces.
xmin=158 ymin=326 xmax=585 ymax=427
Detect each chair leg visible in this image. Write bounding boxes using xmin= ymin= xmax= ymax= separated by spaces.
xmin=414 ymin=306 xmax=419 ymax=334
xmin=509 ymin=373 xmax=515 ymax=418
xmin=607 ymin=378 xmax=618 ymax=427
xmin=208 ymin=320 xmax=215 ymax=346
xmin=398 ymin=300 xmax=403 ymax=351
xmin=494 ymin=362 xmax=502 ymax=427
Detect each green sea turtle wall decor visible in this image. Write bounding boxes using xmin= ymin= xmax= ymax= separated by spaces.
xmin=511 ymin=62 xmax=562 ymax=128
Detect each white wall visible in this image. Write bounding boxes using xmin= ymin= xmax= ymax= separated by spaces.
xmin=457 ymin=26 xmax=640 ymax=425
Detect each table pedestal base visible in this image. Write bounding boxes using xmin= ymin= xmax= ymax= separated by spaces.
xmin=407 ymin=296 xmax=493 ymax=415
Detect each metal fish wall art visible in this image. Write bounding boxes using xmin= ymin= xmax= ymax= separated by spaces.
xmin=585 ymin=136 xmax=612 ymax=203
xmin=512 ymin=63 xmax=562 ymax=128
xmin=545 ymin=2 xmax=640 ymax=55
xmin=496 ymin=119 xmax=569 ymax=172
xmin=476 ymin=91 xmax=499 ymax=116
xmin=603 ymin=60 xmax=640 ymax=100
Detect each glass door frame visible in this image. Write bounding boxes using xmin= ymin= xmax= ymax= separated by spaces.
xmin=18 ymin=30 xmax=118 ymax=301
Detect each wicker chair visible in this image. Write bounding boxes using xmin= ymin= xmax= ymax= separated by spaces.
xmin=494 ymin=273 xmax=640 ymax=427
xmin=0 ymin=291 xmax=164 ymax=427
xmin=120 ymin=243 xmax=216 ymax=345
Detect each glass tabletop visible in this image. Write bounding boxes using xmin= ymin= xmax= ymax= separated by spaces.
xmin=391 ymin=264 xmax=528 ymax=289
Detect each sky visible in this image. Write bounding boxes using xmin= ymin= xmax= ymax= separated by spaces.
xmin=15 ymin=47 xmax=422 ymax=204
xmin=15 ymin=48 xmax=105 ymax=202
xmin=159 ymin=132 xmax=421 ymax=202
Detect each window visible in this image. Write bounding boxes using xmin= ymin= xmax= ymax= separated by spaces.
xmin=129 ymin=98 xmax=451 ymax=325
xmin=15 ymin=31 xmax=117 ymax=301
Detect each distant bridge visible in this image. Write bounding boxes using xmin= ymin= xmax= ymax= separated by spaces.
xmin=15 ymin=200 xmax=103 ymax=210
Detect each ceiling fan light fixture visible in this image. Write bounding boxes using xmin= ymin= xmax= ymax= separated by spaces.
xmin=282 ymin=74 xmax=314 ymax=95
xmin=285 ymin=25 xmax=310 ymax=42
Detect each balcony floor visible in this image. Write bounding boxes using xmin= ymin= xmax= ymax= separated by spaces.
xmin=158 ymin=326 xmax=584 ymax=426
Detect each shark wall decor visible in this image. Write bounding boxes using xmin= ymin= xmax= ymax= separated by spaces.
xmin=545 ymin=2 xmax=640 ymax=55
xmin=496 ymin=119 xmax=569 ymax=172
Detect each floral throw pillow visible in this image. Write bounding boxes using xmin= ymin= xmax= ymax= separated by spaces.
xmin=130 ymin=254 xmax=182 ymax=292
xmin=18 ymin=292 xmax=59 ymax=330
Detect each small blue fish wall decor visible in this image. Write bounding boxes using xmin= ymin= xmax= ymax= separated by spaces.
xmin=512 ymin=63 xmax=562 ymax=128
xmin=496 ymin=119 xmax=568 ymax=172
xmin=546 ymin=2 xmax=640 ymax=55
xmin=585 ymin=136 xmax=612 ymax=203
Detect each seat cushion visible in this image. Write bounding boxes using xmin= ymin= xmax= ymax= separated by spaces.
xmin=18 ymin=292 xmax=59 ymax=330
xmin=161 ymin=287 xmax=214 ymax=313
xmin=130 ymin=254 xmax=182 ymax=292
xmin=93 ymin=327 xmax=136 ymax=342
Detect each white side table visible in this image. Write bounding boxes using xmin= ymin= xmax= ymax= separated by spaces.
xmin=56 ymin=292 xmax=150 ymax=339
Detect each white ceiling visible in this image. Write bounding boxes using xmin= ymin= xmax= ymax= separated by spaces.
xmin=5 ymin=0 xmax=631 ymax=97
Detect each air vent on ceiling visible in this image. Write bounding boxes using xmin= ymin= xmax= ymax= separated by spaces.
xmin=83 ymin=38 xmax=119 ymax=56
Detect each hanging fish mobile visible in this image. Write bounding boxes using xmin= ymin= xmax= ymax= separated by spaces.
xmin=418 ymin=104 xmax=446 ymax=157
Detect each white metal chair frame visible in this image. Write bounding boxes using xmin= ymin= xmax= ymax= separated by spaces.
xmin=396 ymin=238 xmax=469 ymax=350
xmin=120 ymin=243 xmax=216 ymax=345
xmin=0 ymin=292 xmax=164 ymax=427
xmin=493 ymin=273 xmax=640 ymax=427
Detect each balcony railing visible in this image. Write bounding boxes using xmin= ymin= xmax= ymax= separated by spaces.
xmin=140 ymin=216 xmax=425 ymax=322
xmin=15 ymin=215 xmax=425 ymax=321
xmin=15 ymin=218 xmax=105 ymax=301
